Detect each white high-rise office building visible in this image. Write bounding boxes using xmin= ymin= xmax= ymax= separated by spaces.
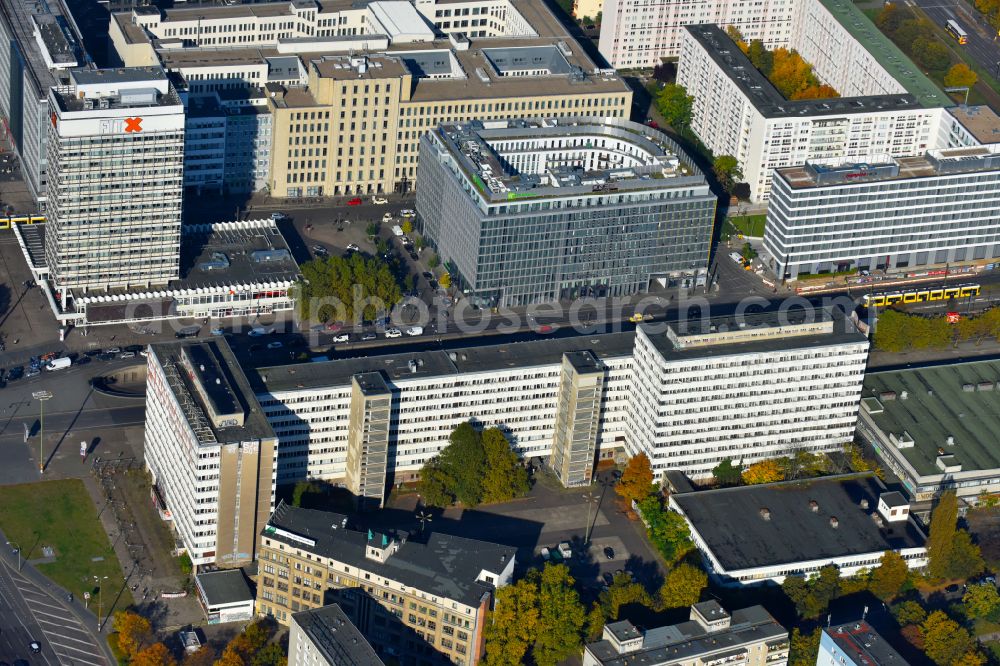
xmin=45 ymin=67 xmax=184 ymax=295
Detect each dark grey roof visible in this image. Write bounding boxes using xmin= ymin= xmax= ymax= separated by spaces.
xmin=293 ymin=605 xmax=384 ymax=666
xmin=825 ymin=620 xmax=910 ymax=665
xmin=880 ymin=491 xmax=908 ymax=508
xmin=149 ymin=338 xmax=276 ymax=444
xmin=264 ymin=502 xmax=514 ymax=606
xmin=71 ymin=66 xmax=167 ymax=85
xmin=482 ymin=45 xmax=573 ymax=76
xmin=398 ymin=51 xmax=455 ymax=77
xmin=605 ymin=621 xmax=641 ymax=642
xmin=683 ymin=25 xmax=946 ymax=117
xmin=178 ymin=222 xmax=300 ymax=290
xmin=252 ymin=331 xmax=636 ymax=393
xmin=586 ymin=606 xmax=787 ymax=666
xmin=671 ymin=474 xmax=927 ymax=572
xmin=196 ymin=568 xmax=253 ymax=606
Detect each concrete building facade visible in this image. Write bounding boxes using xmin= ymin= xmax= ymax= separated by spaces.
xmin=416 ymin=117 xmax=715 ymax=306
xmin=764 ymin=147 xmax=1000 ymax=280
xmin=289 ymin=605 xmax=384 ymax=666
xmin=109 ymin=0 xmax=632 ymax=199
xmin=257 ymin=502 xmax=516 ymax=665
xmin=818 ymin=621 xmax=910 ymax=666
xmin=45 ymin=67 xmax=185 ymax=295
xmin=0 ymin=0 xmax=83 ymax=207
xmin=144 ymin=339 xmax=277 ymax=567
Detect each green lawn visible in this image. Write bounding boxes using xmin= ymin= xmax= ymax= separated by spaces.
xmin=0 ymin=479 xmax=124 ymax=599
xmin=730 ymin=214 xmax=766 ymax=237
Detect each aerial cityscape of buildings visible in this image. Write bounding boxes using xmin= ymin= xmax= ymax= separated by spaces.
xmin=0 ymin=0 xmax=998 ymax=662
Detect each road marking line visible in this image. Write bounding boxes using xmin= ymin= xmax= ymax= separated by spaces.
xmin=29 ymin=607 xmax=76 ymax=622
xmin=48 ymin=639 xmax=105 ymax=659
xmin=48 ymin=635 xmax=103 ymax=652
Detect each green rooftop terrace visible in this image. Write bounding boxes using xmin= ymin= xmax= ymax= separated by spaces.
xmin=818 ymin=0 xmax=951 ymax=108
xmin=863 ymin=360 xmax=1000 ymax=477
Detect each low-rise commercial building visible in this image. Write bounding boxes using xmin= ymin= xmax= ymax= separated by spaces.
xmin=818 ymin=621 xmax=910 ymax=666
xmin=109 ymin=0 xmax=632 ymax=198
xmin=857 ymin=359 xmax=1000 ymax=513
xmin=257 ymin=502 xmax=516 ymax=665
xmin=678 ymin=0 xmax=948 ymax=203
xmin=145 ymin=338 xmax=277 ymax=567
xmin=583 ymin=601 xmax=789 ymax=666
xmin=195 ymin=569 xmax=256 ymax=624
xmin=669 ymin=473 xmax=928 ymax=585
xmin=289 ymin=605 xmax=384 ymax=666
xmin=416 ymin=117 xmax=715 ymax=306
xmin=764 ymin=147 xmax=1000 ymax=280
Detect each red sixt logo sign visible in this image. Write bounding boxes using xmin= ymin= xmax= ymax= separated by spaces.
xmin=844 ymin=170 xmax=871 ymax=179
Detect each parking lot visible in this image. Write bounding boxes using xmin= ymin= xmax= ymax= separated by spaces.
xmin=379 ymin=468 xmax=665 ymax=596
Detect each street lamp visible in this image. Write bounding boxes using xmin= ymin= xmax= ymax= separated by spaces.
xmin=416 ymin=510 xmax=433 ymax=534
xmin=93 ymin=574 xmax=108 ymax=631
xmin=6 ymin=540 xmax=20 ymax=571
xmin=583 ymin=491 xmax=600 ymax=544
xmin=31 ymin=390 xmax=52 ymax=475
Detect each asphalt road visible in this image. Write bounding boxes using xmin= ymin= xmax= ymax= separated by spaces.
xmin=912 ymin=0 xmax=1000 ymax=78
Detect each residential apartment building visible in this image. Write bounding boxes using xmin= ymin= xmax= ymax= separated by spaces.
xmin=109 ymin=0 xmax=632 ymax=198
xmin=764 ymin=147 xmax=1000 ymax=280
xmin=144 ymin=339 xmax=277 ymax=567
xmin=818 ymin=621 xmax=910 ymax=666
xmin=670 ymin=473 xmax=928 ymax=584
xmin=598 ymin=0 xmax=793 ymax=68
xmin=244 ymin=311 xmax=867 ymax=497
xmin=677 ymin=0 xmax=949 ymax=202
xmin=628 ymin=313 xmax=868 ymax=478
xmin=583 ymin=602 xmax=789 ymax=666
xmin=0 ymin=0 xmax=83 ymax=207
xmin=289 ymin=605 xmax=384 ymax=666
xmin=44 ymin=67 xmax=184 ymax=294
xmin=416 ymin=117 xmax=715 ymax=307
xmin=257 ymin=502 xmax=516 ymax=665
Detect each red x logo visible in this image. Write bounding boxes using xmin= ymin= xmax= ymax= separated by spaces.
xmin=124 ymin=117 xmax=142 ymax=133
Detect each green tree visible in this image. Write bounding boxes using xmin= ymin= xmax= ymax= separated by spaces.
xmin=803 ymin=565 xmax=841 ymax=618
xmin=113 ymin=610 xmax=151 ymax=659
xmin=177 ymin=551 xmax=193 ymax=576
xmin=637 ymin=495 xmax=693 ymax=562
xmin=427 ymin=253 xmax=440 ymax=269
xmin=481 ymin=427 xmax=530 ymax=504
xmin=366 ymin=222 xmax=379 ymax=237
xmin=725 ymin=25 xmax=745 ymax=43
xmin=401 ymin=219 xmax=413 ymax=234
xmin=533 ymin=564 xmax=587 ymax=666
xmin=438 ymin=422 xmax=487 ymax=505
xmin=655 ymin=84 xmax=695 ymax=131
xmin=297 ymin=253 xmax=403 ymax=322
xmin=416 ymin=462 xmax=455 ymax=507
xmin=659 ymin=563 xmax=707 ymax=609
xmin=746 ymin=40 xmax=774 ymax=74
xmin=945 ymin=63 xmax=978 ymax=88
xmin=789 ymin=628 xmax=822 ymax=666
xmin=913 ymin=38 xmax=950 ymax=71
xmin=869 ymin=551 xmax=909 ymax=601
xmin=948 ymin=530 xmax=985 ymax=581
xmin=876 ymin=3 xmax=909 ymax=34
xmin=741 ymin=242 xmax=757 ymax=262
xmin=921 ymin=611 xmax=978 ymax=666
xmin=483 ymin=577 xmax=540 ymax=666
xmin=963 ymin=582 xmax=1000 ymax=618
xmin=251 ymin=643 xmax=287 ymax=666
xmin=599 ymin=572 xmax=652 ymax=620
xmin=891 ymin=600 xmax=927 ymax=626
xmin=291 ymin=480 xmax=319 ymax=507
xmin=585 ymin=603 xmax=606 ymax=642
xmin=927 ymin=491 xmax=958 ymax=580
xmin=711 ymin=459 xmax=742 ymax=486
xmin=712 ymin=155 xmax=744 ymax=194
xmin=782 ymin=575 xmax=810 ymax=617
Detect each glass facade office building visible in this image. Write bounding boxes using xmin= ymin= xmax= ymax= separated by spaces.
xmin=417 ymin=117 xmax=716 ymax=306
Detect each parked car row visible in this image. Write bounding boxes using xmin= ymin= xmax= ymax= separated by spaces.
xmin=2 ymin=345 xmax=144 ymax=386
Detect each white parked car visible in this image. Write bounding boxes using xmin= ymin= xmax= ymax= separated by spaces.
xmin=266 ymin=341 xmax=283 ymax=349
xmin=729 ymin=251 xmax=744 ymax=264
xmin=270 ymin=212 xmax=286 ymax=220
xmin=400 ymin=208 xmax=415 ymax=217
xmin=248 ymin=326 xmax=273 ymax=337
xmin=406 ymin=326 xmax=423 ymax=336
xmin=372 ymin=196 xmax=388 ymax=205
xmin=382 ymin=212 xmax=393 ymax=222
xmin=333 ymin=334 xmax=350 ymax=343
xmin=385 ymin=328 xmax=402 ymax=338
xmin=346 ymin=243 xmax=360 ymax=252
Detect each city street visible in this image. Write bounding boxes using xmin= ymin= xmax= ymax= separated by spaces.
xmin=912 ymin=0 xmax=1000 ymax=83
